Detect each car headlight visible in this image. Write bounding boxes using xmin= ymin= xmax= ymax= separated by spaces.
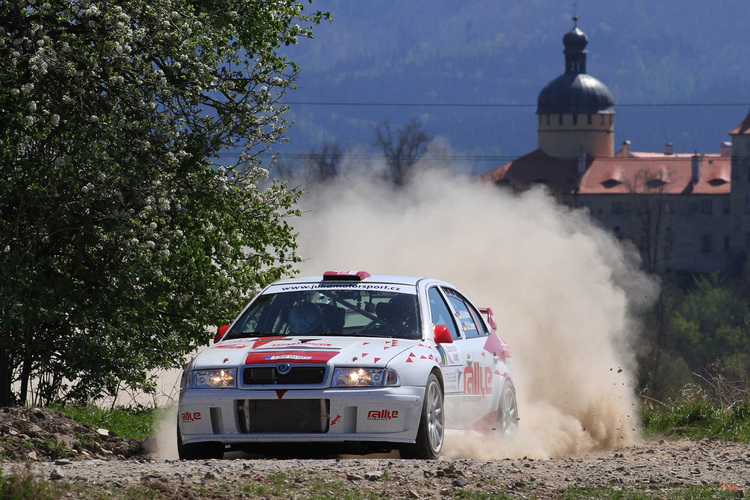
xmin=332 ymin=367 xmax=400 ymax=387
xmin=191 ymin=369 xmax=236 ymax=389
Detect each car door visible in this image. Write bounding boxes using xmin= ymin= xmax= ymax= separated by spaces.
xmin=428 ymin=285 xmax=492 ymax=428
xmin=440 ymin=287 xmax=496 ymax=429
xmin=427 ymin=286 xmax=462 ymax=395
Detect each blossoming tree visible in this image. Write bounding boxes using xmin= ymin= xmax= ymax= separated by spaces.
xmin=0 ymin=0 xmax=328 ymax=406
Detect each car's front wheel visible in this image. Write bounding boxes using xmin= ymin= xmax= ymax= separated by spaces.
xmin=177 ymin=421 xmax=224 ymax=460
xmin=495 ymin=380 xmax=519 ymax=437
xmin=400 ymin=373 xmax=444 ymax=459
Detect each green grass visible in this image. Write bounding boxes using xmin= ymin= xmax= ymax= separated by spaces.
xmin=0 ymin=467 xmax=60 ymax=500
xmin=641 ymin=399 xmax=750 ymax=442
xmin=559 ymin=484 xmax=739 ymax=499
xmin=56 ymin=405 xmax=157 ymax=440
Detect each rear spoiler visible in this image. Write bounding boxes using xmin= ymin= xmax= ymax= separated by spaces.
xmin=478 ymin=307 xmax=497 ymax=332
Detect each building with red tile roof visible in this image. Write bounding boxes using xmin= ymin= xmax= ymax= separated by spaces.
xmin=481 ymin=20 xmax=750 ymax=274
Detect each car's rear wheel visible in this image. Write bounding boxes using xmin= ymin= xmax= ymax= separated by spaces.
xmin=495 ymin=380 xmax=518 ymax=437
xmin=177 ymin=421 xmax=224 ymax=460
xmin=399 ymin=373 xmax=444 ymax=459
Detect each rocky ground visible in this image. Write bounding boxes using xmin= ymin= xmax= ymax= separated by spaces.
xmin=2 ymin=407 xmax=750 ymax=499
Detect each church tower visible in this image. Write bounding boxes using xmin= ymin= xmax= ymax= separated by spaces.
xmin=536 ymin=18 xmax=615 ymax=159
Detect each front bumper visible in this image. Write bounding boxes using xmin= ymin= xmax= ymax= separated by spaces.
xmin=178 ymin=386 xmax=425 ymax=446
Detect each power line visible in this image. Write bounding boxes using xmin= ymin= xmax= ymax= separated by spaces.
xmin=283 ymin=101 xmax=750 ymax=108
xmin=269 ymin=152 xmax=518 ymax=162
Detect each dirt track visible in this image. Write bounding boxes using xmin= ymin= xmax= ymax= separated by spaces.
xmin=8 ymin=437 xmax=750 ymax=498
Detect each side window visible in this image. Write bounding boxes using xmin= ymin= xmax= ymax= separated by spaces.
xmin=443 ymin=288 xmax=487 ymax=339
xmin=428 ymin=287 xmax=460 ymax=340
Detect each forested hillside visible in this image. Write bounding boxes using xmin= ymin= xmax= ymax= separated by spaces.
xmin=277 ymin=0 xmax=750 ymax=174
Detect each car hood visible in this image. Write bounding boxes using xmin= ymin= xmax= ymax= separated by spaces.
xmin=192 ymin=336 xmax=422 ymax=369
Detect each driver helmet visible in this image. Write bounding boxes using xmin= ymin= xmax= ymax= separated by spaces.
xmin=388 ymin=295 xmax=417 ymax=329
xmin=288 ymin=302 xmax=324 ymax=335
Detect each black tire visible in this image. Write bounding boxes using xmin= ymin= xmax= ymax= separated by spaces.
xmin=495 ymin=380 xmax=519 ymax=437
xmin=177 ymin=420 xmax=224 ymax=460
xmin=400 ymin=373 xmax=444 ymax=459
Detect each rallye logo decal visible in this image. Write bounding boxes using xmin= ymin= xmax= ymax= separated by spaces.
xmin=182 ymin=411 xmax=201 ymax=422
xmin=464 ymin=364 xmax=493 ymax=395
xmin=245 ymin=350 xmax=338 ymax=365
xmin=367 ymin=409 xmax=399 ymax=420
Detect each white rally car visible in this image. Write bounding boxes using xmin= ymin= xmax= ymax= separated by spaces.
xmin=178 ymin=271 xmax=517 ymax=459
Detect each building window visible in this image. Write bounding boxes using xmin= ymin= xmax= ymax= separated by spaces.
xmin=587 ymin=114 xmax=592 ymax=125
xmin=701 ymin=234 xmax=712 ymax=253
xmin=546 ymin=115 xmax=550 ymax=126
xmin=572 ymin=114 xmax=578 ymax=125
xmin=701 ymin=200 xmax=712 ymax=214
xmin=558 ymin=114 xmax=563 ymax=125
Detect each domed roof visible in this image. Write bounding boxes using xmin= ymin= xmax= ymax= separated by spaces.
xmin=536 ymin=19 xmax=615 ymax=115
xmin=537 ymin=73 xmax=615 ymax=114
xmin=563 ymin=26 xmax=588 ymax=50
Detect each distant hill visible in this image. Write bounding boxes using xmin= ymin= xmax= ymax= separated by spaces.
xmin=276 ymin=0 xmax=750 ymax=174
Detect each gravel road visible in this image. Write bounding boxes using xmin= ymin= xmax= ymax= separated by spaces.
xmin=9 ymin=437 xmax=750 ymax=499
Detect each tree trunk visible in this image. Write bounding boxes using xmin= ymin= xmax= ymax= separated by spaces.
xmin=0 ymin=343 xmax=10 ymax=406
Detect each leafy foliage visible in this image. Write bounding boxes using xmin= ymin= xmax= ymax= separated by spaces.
xmin=639 ymin=272 xmax=750 ymax=401
xmin=0 ymin=0 xmax=329 ymax=405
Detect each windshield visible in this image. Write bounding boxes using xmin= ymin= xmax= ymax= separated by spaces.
xmin=225 ymin=289 xmax=421 ymax=340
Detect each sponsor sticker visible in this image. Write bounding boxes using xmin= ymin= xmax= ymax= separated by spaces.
xmin=357 ymin=405 xmax=406 ymax=433
xmin=181 ymin=411 xmax=201 ymax=422
xmin=366 ymin=409 xmax=399 ymax=421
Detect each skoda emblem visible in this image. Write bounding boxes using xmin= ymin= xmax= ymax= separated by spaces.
xmin=277 ymin=363 xmax=292 ymax=374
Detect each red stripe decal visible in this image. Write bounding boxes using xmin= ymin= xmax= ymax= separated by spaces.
xmin=245 ymin=350 xmax=338 ymax=365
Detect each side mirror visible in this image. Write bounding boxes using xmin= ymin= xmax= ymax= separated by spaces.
xmin=433 ymin=324 xmax=453 ymax=344
xmin=214 ymin=324 xmax=230 ymax=344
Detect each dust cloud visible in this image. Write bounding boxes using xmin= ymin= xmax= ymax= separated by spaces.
xmin=294 ymin=163 xmax=658 ymax=459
